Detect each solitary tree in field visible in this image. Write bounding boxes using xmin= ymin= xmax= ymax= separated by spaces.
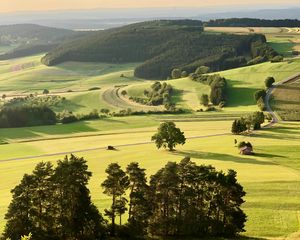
xmin=151 ymin=122 xmax=186 ymax=151
xmin=265 ymin=77 xmax=275 ymax=88
xmin=200 ymin=94 xmax=209 ymax=106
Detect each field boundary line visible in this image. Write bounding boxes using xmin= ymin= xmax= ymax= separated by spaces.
xmin=0 ymin=132 xmax=230 ymax=163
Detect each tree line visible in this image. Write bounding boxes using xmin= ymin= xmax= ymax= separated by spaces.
xmin=231 ymin=111 xmax=265 ymax=134
xmin=205 ymin=18 xmax=300 ymax=27
xmin=3 ymin=154 xmax=247 ymax=240
xmin=190 ymin=73 xmax=227 ymax=106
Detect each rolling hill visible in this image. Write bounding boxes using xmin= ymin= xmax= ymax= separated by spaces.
xmin=41 ymin=20 xmax=277 ymax=79
xmin=0 ymin=24 xmax=82 ymax=60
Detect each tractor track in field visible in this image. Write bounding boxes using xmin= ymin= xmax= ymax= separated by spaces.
xmin=265 ymin=73 xmax=300 ymax=126
xmin=0 ymin=133 xmax=230 ymax=163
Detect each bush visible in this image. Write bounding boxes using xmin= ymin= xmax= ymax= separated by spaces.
xmin=238 ymin=141 xmax=253 ymax=149
xmin=257 ymin=97 xmax=266 ymax=111
xmin=205 ymin=106 xmax=217 ymax=112
xmin=265 ymin=76 xmax=275 ymax=88
xmin=43 ymin=89 xmax=49 ymax=94
xmin=61 ymin=114 xmax=78 ymax=124
xmin=181 ymin=71 xmax=188 ymax=78
xmin=121 ymin=90 xmax=127 ymax=96
xmin=195 ymin=65 xmax=210 ymax=74
xmin=254 ymin=89 xmax=266 ymax=102
xmin=270 ymin=55 xmax=283 ymax=63
xmin=88 ymin=87 xmax=101 ymax=91
xmin=171 ymin=69 xmax=182 ymax=79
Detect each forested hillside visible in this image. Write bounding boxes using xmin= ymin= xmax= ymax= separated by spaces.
xmin=205 ymin=18 xmax=300 ymax=27
xmin=42 ymin=20 xmax=277 ymax=79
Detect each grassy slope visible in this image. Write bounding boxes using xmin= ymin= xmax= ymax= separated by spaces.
xmin=0 ymin=55 xmax=140 ymax=93
xmin=206 ymin=27 xmax=300 ymax=57
xmin=217 ymin=59 xmax=300 ymax=112
xmin=126 ymin=60 xmax=300 ymax=113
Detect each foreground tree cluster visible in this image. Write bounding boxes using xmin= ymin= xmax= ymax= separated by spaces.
xmin=3 ymin=155 xmax=246 ymax=240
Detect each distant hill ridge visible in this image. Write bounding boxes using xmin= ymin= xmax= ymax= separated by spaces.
xmin=0 ymin=24 xmax=81 ymax=60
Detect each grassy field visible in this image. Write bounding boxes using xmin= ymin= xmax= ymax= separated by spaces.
xmin=206 ymin=27 xmax=300 ymax=57
xmin=271 ymin=78 xmax=300 ymax=120
xmin=1 ymin=27 xmax=300 ymax=239
xmin=125 ymin=59 xmax=300 ymax=113
xmin=1 ymin=117 xmax=300 ymax=239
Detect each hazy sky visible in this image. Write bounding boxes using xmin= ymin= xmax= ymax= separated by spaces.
xmin=0 ymin=0 xmax=299 ymax=13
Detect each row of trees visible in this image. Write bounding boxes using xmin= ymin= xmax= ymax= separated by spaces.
xmin=191 ymin=74 xmax=227 ymax=106
xmin=0 ymin=106 xmax=56 ymax=128
xmin=253 ymin=76 xmax=276 ymax=111
xmin=205 ymin=18 xmax=300 ymax=27
xmin=3 ymin=155 xmax=247 ymax=240
xmin=232 ymin=111 xmax=265 ymax=134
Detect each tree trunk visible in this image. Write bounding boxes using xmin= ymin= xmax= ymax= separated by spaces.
xmin=111 ymin=195 xmax=116 ymax=236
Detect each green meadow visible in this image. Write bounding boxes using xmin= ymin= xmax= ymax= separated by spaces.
xmin=1 ymin=27 xmax=300 ymax=239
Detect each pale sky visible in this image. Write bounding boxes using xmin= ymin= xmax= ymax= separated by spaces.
xmin=0 ymin=0 xmax=299 ymax=13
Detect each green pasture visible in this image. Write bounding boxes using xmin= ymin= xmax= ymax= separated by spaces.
xmin=205 ymin=27 xmax=300 ymax=57
xmin=1 ymin=27 xmax=300 ymax=239
xmin=0 ymin=55 xmax=140 ymax=93
xmin=1 ymin=119 xmax=300 ymax=239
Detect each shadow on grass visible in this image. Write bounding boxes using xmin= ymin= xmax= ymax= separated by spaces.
xmin=173 ymin=150 xmax=275 ymax=165
xmin=154 ymin=236 xmax=267 ymax=240
xmin=254 ymin=152 xmax=287 ymax=159
xmin=226 ymin=82 xmax=260 ymax=107
xmin=0 ymin=121 xmax=100 ymax=141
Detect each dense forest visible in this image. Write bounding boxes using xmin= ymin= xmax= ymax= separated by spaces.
xmin=3 ymin=155 xmax=246 ymax=240
xmin=41 ymin=20 xmax=276 ymax=79
xmin=205 ymin=18 xmax=300 ymax=27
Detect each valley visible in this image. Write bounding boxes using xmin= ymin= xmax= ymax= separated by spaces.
xmin=0 ymin=23 xmax=300 ymax=240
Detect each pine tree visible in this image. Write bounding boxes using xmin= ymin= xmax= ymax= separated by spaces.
xmin=101 ymin=163 xmax=129 ymax=236
xmin=126 ymin=162 xmax=151 ymax=236
xmin=3 ymin=174 xmax=36 ymax=240
xmin=52 ymin=154 xmax=105 ymax=239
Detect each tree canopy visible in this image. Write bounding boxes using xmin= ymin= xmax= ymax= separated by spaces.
xmin=151 ymin=122 xmax=186 ymax=151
